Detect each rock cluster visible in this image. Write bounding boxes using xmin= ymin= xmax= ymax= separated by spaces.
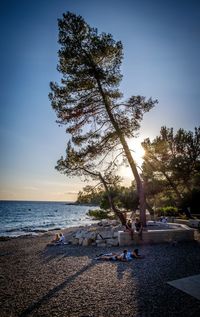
xmin=68 ymin=219 xmax=124 ymax=247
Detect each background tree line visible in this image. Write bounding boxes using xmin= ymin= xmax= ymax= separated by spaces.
xmin=77 ymin=126 xmax=200 ymax=217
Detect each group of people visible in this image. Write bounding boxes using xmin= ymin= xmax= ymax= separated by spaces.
xmin=48 ymin=224 xmax=144 ymax=262
xmin=95 ymin=248 xmax=144 ymax=261
xmin=125 ymin=217 xmax=143 ymax=240
xmin=95 ymin=214 xmax=145 ymax=262
xmin=159 ymin=216 xmax=168 ymax=223
xmin=48 ymin=232 xmax=65 ymax=245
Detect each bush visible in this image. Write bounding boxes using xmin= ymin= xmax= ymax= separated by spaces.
xmin=180 ymin=214 xmax=188 ymax=220
xmin=87 ymin=209 xmax=111 ymax=220
xmin=157 ymin=206 xmax=179 ymax=217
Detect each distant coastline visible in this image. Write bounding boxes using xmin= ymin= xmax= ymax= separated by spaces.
xmin=0 ymin=200 xmax=99 ymax=206
xmin=65 ymin=202 xmax=99 ymax=207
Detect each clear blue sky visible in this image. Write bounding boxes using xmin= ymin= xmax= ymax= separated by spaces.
xmin=0 ymin=0 xmax=199 ymax=201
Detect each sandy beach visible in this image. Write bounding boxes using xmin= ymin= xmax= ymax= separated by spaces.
xmin=0 ymin=228 xmax=200 ymax=317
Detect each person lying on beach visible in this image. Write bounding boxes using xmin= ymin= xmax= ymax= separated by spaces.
xmin=95 ymin=249 xmax=144 ymax=261
xmin=95 ymin=252 xmax=127 ymax=261
xmin=122 ymin=248 xmax=144 ymax=260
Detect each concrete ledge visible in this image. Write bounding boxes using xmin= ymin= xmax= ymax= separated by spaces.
xmin=118 ymin=231 xmax=138 ymax=246
xmin=189 ymin=219 xmax=200 ymax=228
xmin=174 ymin=218 xmax=200 ymax=229
xmin=174 ymin=219 xmax=190 ymax=225
xmin=118 ymin=224 xmax=195 ymax=246
xmin=142 ymin=228 xmax=194 ymax=244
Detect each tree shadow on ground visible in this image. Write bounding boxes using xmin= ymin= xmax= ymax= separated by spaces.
xmin=19 ymin=244 xmax=141 ymax=316
xmin=18 ymin=259 xmax=95 ymax=317
xmin=40 ymin=244 xmax=70 ymax=263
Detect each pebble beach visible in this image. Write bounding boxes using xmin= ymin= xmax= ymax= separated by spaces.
xmin=0 ymin=228 xmax=200 ymax=317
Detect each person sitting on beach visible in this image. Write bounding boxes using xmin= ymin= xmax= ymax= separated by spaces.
xmin=59 ymin=233 xmax=65 ymax=244
xmin=51 ymin=233 xmax=60 ymax=243
xmin=134 ymin=218 xmax=143 ymax=239
xmin=125 ymin=219 xmax=134 ymax=239
xmin=126 ymin=219 xmax=132 ymax=230
xmin=48 ymin=232 xmax=65 ymax=246
xmin=162 ymin=217 xmax=168 ymax=224
xmin=159 ymin=216 xmax=164 ymax=222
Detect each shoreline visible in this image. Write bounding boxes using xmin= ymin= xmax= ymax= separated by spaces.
xmin=1 ymin=221 xmax=200 ymax=242
xmin=0 ymin=224 xmax=88 ymax=241
xmin=0 ymin=218 xmax=99 ymax=240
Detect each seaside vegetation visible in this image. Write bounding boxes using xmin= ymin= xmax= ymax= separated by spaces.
xmin=49 ymin=12 xmax=200 ymax=223
xmin=156 ymin=206 xmax=179 ymax=217
xmin=86 ymin=209 xmax=115 ymax=220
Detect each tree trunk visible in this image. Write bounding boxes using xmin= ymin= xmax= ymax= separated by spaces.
xmin=182 ymin=207 xmax=193 ymax=219
xmin=96 ymin=78 xmax=147 ymax=226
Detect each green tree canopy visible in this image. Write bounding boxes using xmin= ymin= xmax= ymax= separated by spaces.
xmin=142 ymin=126 xmax=200 ymax=216
xmin=49 ymin=12 xmax=158 ymax=225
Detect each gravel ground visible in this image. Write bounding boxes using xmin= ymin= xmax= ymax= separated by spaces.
xmin=0 ymin=229 xmax=200 ymax=317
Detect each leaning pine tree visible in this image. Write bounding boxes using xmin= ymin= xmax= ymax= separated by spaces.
xmin=49 ymin=12 xmax=158 ymax=226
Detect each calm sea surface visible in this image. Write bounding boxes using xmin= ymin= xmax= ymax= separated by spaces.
xmin=0 ymin=201 xmax=98 ymax=237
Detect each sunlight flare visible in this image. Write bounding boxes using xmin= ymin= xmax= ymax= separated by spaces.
xmin=120 ymin=138 xmax=145 ymax=179
xmin=128 ymin=138 xmax=145 ymax=168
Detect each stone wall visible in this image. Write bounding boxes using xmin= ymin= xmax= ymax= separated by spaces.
xmin=69 ymin=220 xmax=124 ymax=247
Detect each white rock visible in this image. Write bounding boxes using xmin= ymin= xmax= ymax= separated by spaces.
xmin=111 ymin=224 xmax=124 ymax=234
xmin=75 ymin=230 xmax=85 ymax=239
xmin=78 ymin=237 xmax=84 ymax=245
xmin=85 ymin=231 xmax=97 ymax=240
xmin=98 ymin=229 xmax=113 ymax=239
xmin=82 ymin=238 xmax=93 ymax=246
xmin=109 ymin=220 xmax=119 ymax=226
xmin=96 ymin=241 xmax=107 ymax=247
xmin=96 ymin=239 xmax=105 ymax=244
xmin=71 ymin=238 xmax=79 ymax=245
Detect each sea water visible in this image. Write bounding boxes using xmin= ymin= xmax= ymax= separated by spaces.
xmin=0 ymin=200 xmax=98 ymax=237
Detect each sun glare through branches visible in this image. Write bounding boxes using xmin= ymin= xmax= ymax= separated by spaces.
xmin=120 ymin=138 xmax=145 ymax=179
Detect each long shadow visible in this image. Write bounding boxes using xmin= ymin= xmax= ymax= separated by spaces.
xmin=40 ymin=244 xmax=73 ymax=263
xmin=19 ymin=260 xmax=95 ymax=317
xmin=115 ymin=261 xmax=131 ymax=279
